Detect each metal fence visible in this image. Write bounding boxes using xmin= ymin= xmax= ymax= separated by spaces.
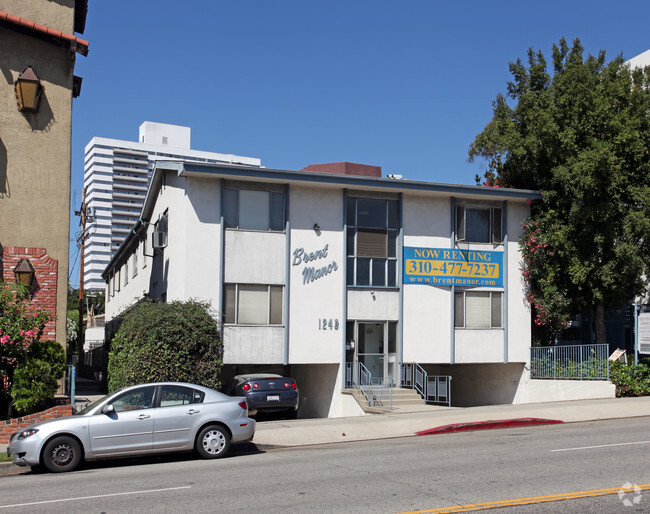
xmin=400 ymin=362 xmax=452 ymax=406
xmin=530 ymin=344 xmax=609 ymax=380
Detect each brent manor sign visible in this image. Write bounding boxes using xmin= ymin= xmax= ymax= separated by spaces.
xmin=293 ymin=244 xmax=338 ymax=285
xmin=404 ymin=246 xmax=503 ymax=287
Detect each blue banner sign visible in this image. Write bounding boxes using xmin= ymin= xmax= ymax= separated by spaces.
xmin=404 ymin=247 xmax=503 ymax=287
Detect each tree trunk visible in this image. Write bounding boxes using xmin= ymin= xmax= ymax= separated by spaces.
xmin=594 ymin=304 xmax=607 ymax=345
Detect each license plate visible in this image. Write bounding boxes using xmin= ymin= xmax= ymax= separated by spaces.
xmin=267 ymin=395 xmax=280 ymax=402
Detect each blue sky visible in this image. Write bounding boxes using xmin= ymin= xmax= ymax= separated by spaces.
xmin=68 ymin=0 xmax=650 ymax=286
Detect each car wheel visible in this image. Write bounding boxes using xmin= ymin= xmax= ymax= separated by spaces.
xmin=196 ymin=425 xmax=231 ymax=459
xmin=42 ymin=436 xmax=82 ymax=473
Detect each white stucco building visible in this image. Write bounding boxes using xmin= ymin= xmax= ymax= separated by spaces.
xmin=82 ymin=122 xmax=261 ymax=290
xmin=103 ymin=160 xmax=544 ymax=417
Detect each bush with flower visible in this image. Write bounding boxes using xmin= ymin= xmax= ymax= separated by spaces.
xmin=0 ymin=281 xmax=54 ymax=416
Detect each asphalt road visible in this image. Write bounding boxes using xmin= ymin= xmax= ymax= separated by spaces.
xmin=0 ymin=417 xmax=648 ymax=513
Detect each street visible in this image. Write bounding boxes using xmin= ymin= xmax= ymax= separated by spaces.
xmin=1 ymin=417 xmax=648 ymax=513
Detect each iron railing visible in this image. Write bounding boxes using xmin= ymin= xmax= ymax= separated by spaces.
xmin=345 ymin=362 xmax=394 ymax=409
xmin=530 ymin=344 xmax=609 ymax=380
xmin=400 ymin=362 xmax=452 ymax=406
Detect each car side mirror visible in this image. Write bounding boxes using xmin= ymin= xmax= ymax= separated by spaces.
xmin=102 ymin=404 xmax=115 ymax=414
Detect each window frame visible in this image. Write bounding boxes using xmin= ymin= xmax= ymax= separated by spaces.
xmin=456 ymin=202 xmax=503 ymax=244
xmin=222 ymin=283 xmax=284 ymax=326
xmin=223 ymin=184 xmax=286 ymax=232
xmin=454 ymin=290 xmax=503 ymax=329
xmin=346 ymin=196 xmax=399 ymax=288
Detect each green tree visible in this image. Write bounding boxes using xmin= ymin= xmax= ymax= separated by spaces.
xmin=469 ymin=38 xmax=650 ymax=344
xmin=107 ymin=299 xmax=223 ymax=391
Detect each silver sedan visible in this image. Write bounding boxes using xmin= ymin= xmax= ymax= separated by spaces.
xmin=7 ymin=382 xmax=255 ymax=473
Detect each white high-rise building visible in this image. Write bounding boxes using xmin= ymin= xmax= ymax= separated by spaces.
xmin=82 ymin=122 xmax=261 ymax=290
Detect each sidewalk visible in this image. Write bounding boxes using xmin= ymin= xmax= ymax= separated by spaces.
xmin=3 ymin=396 xmax=650 ymax=475
xmin=252 ymin=396 xmax=650 ymax=448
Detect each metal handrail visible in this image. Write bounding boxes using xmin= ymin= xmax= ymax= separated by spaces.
xmin=400 ymin=362 xmax=452 ymax=406
xmin=345 ymin=362 xmax=394 ymax=409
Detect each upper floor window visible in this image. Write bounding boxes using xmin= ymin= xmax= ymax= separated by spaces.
xmin=456 ymin=203 xmax=502 ymax=244
xmin=347 ymin=196 xmax=399 ymax=287
xmin=223 ymin=186 xmax=285 ymax=231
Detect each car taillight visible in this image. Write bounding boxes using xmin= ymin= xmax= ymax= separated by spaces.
xmin=283 ymin=381 xmax=297 ymax=389
xmin=253 ymin=383 xmax=259 ymax=389
xmin=242 ymin=384 xmax=251 ymax=391
xmin=238 ymin=400 xmax=247 ymax=410
xmin=291 ymin=382 xmax=297 ymax=389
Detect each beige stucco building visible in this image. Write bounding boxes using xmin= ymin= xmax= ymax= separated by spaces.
xmin=0 ymin=0 xmax=88 ymax=345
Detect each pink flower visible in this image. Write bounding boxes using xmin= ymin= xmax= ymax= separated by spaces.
xmin=26 ymin=330 xmax=34 ymax=337
xmin=1 ymin=335 xmax=9 ymax=344
xmin=20 ymin=330 xmax=25 ymax=336
xmin=33 ymin=313 xmax=38 ymax=317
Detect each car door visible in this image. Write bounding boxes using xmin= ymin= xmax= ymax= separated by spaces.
xmin=153 ymin=385 xmax=205 ymax=450
xmin=88 ymin=386 xmax=156 ymax=456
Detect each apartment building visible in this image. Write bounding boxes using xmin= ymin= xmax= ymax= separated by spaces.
xmin=82 ymin=122 xmax=261 ymax=290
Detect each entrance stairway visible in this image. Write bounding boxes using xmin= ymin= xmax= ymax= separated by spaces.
xmin=344 ymin=387 xmax=426 ymax=413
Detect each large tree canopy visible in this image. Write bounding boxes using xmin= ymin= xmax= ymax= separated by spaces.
xmin=469 ymin=38 xmax=650 ymax=344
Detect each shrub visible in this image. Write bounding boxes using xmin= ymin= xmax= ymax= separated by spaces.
xmin=609 ymin=361 xmax=650 ymax=397
xmin=107 ymin=299 xmax=222 ymax=392
xmin=11 ymin=340 xmax=66 ymax=415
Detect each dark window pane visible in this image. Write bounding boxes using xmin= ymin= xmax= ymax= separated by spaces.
xmin=388 ymin=200 xmax=398 ymax=228
xmin=387 ymin=230 xmax=397 ymax=258
xmin=492 ymin=207 xmax=503 ymax=243
xmin=270 ymin=192 xmax=285 ymax=231
xmin=346 ymin=197 xmax=356 ymax=226
xmin=454 ymin=292 xmax=464 ymax=328
xmin=270 ymin=286 xmax=283 ymax=324
xmin=357 ymin=198 xmax=386 ymax=228
xmin=466 ymin=207 xmax=490 ymax=243
xmin=372 ymin=259 xmax=386 ymax=287
xmin=357 ymin=229 xmax=387 ymax=257
xmin=347 ymin=227 xmax=355 ymax=256
xmin=347 ymin=256 xmax=355 ymax=285
xmin=387 ymin=260 xmax=396 ymax=286
xmin=223 ymin=189 xmax=238 ymax=228
xmin=456 ymin=203 xmax=465 ymax=241
xmin=491 ymin=292 xmax=502 ymax=328
xmin=357 ymin=258 xmax=370 ymax=286
xmin=223 ymin=285 xmax=236 ymax=324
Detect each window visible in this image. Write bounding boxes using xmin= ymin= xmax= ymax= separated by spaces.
xmin=123 ymin=262 xmax=129 ymax=286
xmin=133 ymin=251 xmax=138 ymax=278
xmin=159 ymin=385 xmax=204 ymax=407
xmin=347 ymin=196 xmax=398 ymax=287
xmin=456 ymin=203 xmax=502 ymax=244
xmin=223 ymin=186 xmax=285 ymax=231
xmin=454 ymin=291 xmax=503 ymax=328
xmin=109 ymin=386 xmax=154 ymax=412
xmin=223 ymin=284 xmax=283 ymax=325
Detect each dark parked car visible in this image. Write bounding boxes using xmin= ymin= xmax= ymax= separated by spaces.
xmin=7 ymin=382 xmax=255 ymax=473
xmin=225 ymin=374 xmax=299 ymax=418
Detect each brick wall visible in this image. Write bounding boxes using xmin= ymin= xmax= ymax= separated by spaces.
xmin=0 ymin=404 xmax=73 ymax=444
xmin=0 ymin=246 xmax=58 ymax=340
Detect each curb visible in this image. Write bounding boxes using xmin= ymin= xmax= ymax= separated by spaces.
xmin=0 ymin=461 xmax=27 ymax=476
xmin=416 ymin=418 xmax=564 ymax=435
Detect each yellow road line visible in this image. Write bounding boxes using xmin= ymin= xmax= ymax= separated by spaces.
xmin=399 ymin=483 xmax=650 ymax=513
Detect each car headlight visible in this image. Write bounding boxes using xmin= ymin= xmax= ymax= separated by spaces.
xmin=17 ymin=428 xmax=39 ymax=440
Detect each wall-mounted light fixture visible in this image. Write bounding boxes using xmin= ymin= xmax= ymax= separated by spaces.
xmin=14 ymin=66 xmax=43 ymax=112
xmin=14 ymin=259 xmax=35 ymax=287
xmin=313 ymin=223 xmax=320 ymax=232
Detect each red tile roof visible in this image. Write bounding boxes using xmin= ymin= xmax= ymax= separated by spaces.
xmin=0 ymin=10 xmax=89 ymax=56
